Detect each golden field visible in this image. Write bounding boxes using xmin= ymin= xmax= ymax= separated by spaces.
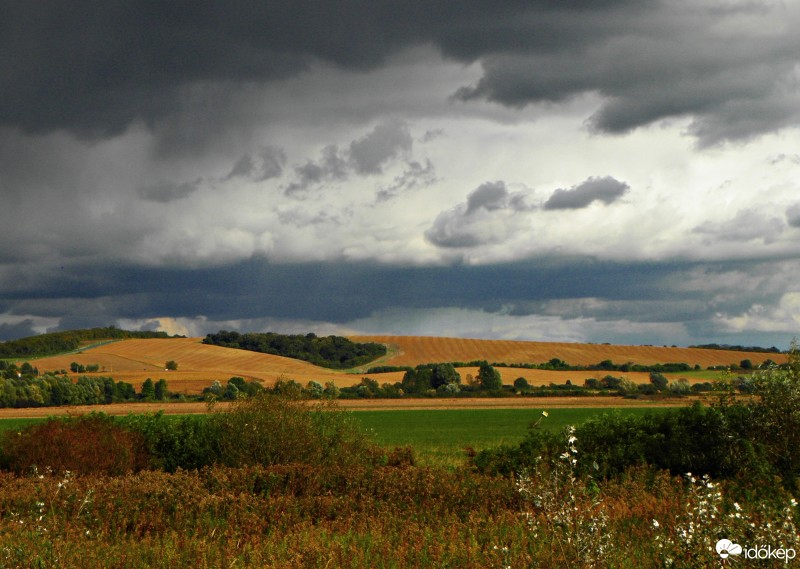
xmin=22 ymin=335 xmax=786 ymax=396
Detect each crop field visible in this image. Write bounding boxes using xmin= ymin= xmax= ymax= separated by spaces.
xmin=352 ymin=334 xmax=785 ymax=369
xmin=20 ymin=334 xmax=782 ymax=396
xmin=351 ymin=407 xmax=669 ymax=466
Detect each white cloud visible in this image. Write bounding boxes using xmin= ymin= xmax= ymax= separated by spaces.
xmin=714 ymin=292 xmax=800 ymax=334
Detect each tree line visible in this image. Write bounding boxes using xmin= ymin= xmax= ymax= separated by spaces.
xmin=0 ymin=327 xmax=175 ymax=358
xmin=202 ymin=331 xmax=387 ymax=369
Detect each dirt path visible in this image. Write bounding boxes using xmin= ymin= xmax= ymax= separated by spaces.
xmin=0 ymin=396 xmax=698 ymax=419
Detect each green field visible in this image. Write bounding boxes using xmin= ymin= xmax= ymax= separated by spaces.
xmin=350 ymin=407 xmax=669 ymax=466
xmin=0 ymin=406 xmax=671 ymax=467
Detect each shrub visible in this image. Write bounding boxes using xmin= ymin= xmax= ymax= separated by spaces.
xmin=0 ymin=413 xmax=149 ymax=475
xmin=211 ymin=392 xmax=378 ymax=469
xmin=119 ymin=412 xmax=221 ymax=472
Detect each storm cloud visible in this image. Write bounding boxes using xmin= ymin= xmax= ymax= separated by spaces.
xmin=3 ymin=2 xmax=799 ymax=146
xmin=2 ymin=1 xmax=800 ymax=349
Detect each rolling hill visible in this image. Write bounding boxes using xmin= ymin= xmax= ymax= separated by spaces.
xmin=22 ymin=335 xmax=788 ymax=395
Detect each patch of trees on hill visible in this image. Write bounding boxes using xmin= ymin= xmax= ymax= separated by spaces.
xmin=689 ymin=343 xmax=783 ymax=354
xmin=202 ymin=331 xmax=387 ymax=369
xmin=0 ymin=327 xmax=175 ymax=359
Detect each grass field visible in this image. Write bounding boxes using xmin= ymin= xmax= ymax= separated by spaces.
xmin=351 ymin=407 xmax=670 ymax=466
xmin=0 ymin=407 xmax=671 ymax=468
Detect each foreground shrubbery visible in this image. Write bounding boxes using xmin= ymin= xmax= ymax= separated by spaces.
xmin=0 ymin=451 xmax=797 ymax=567
xmin=0 ymin=393 xmax=380 ymax=475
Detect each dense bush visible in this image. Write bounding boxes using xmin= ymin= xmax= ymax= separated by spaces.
xmin=118 ymin=412 xmax=222 ymax=472
xmin=473 ymin=403 xmax=773 ymax=483
xmin=211 ymin=393 xmax=379 ymax=469
xmin=0 ymin=414 xmax=149 ymax=475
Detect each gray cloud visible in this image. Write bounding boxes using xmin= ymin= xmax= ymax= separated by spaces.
xmin=786 ymin=204 xmax=800 ymax=228
xmin=543 ymin=176 xmax=629 ymax=210
xmin=3 ymin=256 xmax=796 ymax=349
xmin=284 ymin=145 xmax=349 ymax=195
xmin=426 ymin=181 xmax=533 ymax=248
xmin=376 ymin=159 xmax=436 ymax=202
xmin=0 ymin=319 xmax=38 ymax=341
xmin=286 ymin=120 xmax=417 ymax=195
xmin=225 ymin=146 xmax=287 ymax=182
xmin=466 ymin=181 xmax=509 ymax=214
xmin=137 ymin=178 xmax=202 ymax=203
xmin=4 ymin=1 xmax=798 ymax=146
xmin=349 ymin=119 xmax=412 ymax=175
xmin=693 ymin=210 xmax=785 ymax=244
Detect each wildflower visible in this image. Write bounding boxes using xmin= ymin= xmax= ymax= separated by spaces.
xmin=568 ymin=435 xmax=577 ymax=445
xmin=653 ymin=519 xmax=660 ymax=528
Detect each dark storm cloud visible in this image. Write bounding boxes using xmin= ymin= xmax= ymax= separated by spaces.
xmin=137 ymin=178 xmax=203 ymax=203
xmin=0 ymin=319 xmax=38 ymax=341
xmin=543 ymin=176 xmax=629 ymax=210
xmin=224 ymin=146 xmax=287 ymax=182
xmin=4 ymin=1 xmax=797 ymax=145
xmin=1 ymin=256 xmax=787 ymax=343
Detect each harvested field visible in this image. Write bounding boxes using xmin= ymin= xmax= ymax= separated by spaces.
xmin=22 ymin=334 xmax=780 ymax=396
xmin=351 ymin=335 xmax=786 ymax=369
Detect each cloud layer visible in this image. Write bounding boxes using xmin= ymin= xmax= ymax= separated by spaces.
xmin=1 ymin=1 xmax=800 ymax=348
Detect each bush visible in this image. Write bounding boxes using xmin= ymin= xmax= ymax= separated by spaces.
xmin=211 ymin=392 xmax=378 ymax=469
xmin=0 ymin=413 xmax=149 ymax=475
xmin=119 ymin=412 xmax=221 ymax=472
xmin=474 ymin=403 xmax=773 ymax=482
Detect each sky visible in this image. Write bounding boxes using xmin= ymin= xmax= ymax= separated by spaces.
xmin=2 ymin=0 xmax=800 ymax=349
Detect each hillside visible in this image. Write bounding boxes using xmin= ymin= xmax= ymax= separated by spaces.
xmin=24 ymin=334 xmax=788 ymax=395
xmin=351 ymin=335 xmax=787 ymax=369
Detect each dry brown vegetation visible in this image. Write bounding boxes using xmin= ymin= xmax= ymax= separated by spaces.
xmin=24 ymin=335 xmax=786 ymax=396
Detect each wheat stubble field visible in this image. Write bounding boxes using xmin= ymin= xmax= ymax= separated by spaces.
xmin=19 ymin=335 xmax=785 ymax=398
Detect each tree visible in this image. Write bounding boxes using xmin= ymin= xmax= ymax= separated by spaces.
xmin=514 ymin=377 xmax=531 ymax=391
xmin=140 ymin=378 xmax=155 ymax=401
xmin=154 ymin=378 xmax=169 ymax=400
xmin=478 ymin=362 xmax=503 ymax=390
xmin=430 ymin=363 xmax=461 ymax=389
xmin=165 ymin=360 xmax=178 ymax=371
xmin=306 ymin=381 xmax=324 ymax=399
xmin=649 ymin=372 xmax=669 ymax=391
